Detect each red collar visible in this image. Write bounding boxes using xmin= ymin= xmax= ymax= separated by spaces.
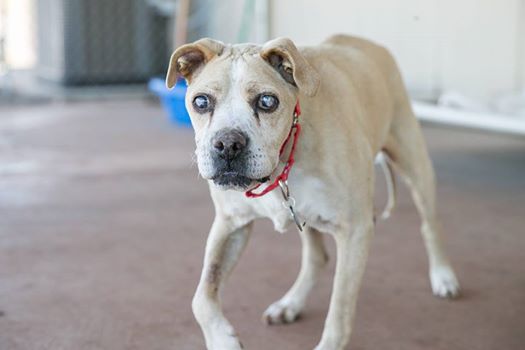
xmin=245 ymin=101 xmax=302 ymax=198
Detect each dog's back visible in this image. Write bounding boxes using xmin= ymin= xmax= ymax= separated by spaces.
xmin=299 ymin=34 xmax=412 ymax=155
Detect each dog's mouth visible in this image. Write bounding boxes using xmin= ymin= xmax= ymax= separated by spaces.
xmin=211 ymin=172 xmax=270 ymax=191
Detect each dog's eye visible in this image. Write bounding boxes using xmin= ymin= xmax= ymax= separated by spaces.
xmin=193 ymin=95 xmax=211 ymax=112
xmin=257 ymin=94 xmax=279 ymax=112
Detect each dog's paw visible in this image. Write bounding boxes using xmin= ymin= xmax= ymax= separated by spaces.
xmin=210 ymin=337 xmax=244 ymax=350
xmin=203 ymin=320 xmax=244 ymax=350
xmin=313 ymin=337 xmax=346 ymax=350
xmin=208 ymin=331 xmax=244 ymax=350
xmin=262 ymin=300 xmax=302 ymax=325
xmin=430 ymin=265 xmax=460 ymax=298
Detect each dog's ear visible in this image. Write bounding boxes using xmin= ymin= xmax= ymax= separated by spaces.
xmin=166 ymin=38 xmax=225 ymax=88
xmin=260 ymin=37 xmax=320 ymax=97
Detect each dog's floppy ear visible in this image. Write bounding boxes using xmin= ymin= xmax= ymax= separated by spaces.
xmin=260 ymin=37 xmax=320 ymax=97
xmin=166 ymin=38 xmax=225 ymax=88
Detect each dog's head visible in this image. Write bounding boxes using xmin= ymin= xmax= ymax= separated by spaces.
xmin=166 ymin=38 xmax=320 ymax=191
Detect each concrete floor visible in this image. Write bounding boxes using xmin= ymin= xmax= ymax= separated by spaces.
xmin=0 ymin=99 xmax=524 ymax=350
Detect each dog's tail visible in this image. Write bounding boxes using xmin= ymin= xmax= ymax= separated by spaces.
xmin=376 ymin=152 xmax=396 ymax=220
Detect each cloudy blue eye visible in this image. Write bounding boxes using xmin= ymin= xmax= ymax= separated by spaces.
xmin=193 ymin=95 xmax=211 ymax=112
xmin=257 ymin=94 xmax=279 ymax=112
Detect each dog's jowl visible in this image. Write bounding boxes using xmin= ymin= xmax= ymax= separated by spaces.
xmin=167 ymin=34 xmax=460 ymax=350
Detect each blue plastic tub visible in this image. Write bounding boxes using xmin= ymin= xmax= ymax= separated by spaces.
xmin=148 ymin=77 xmax=192 ymax=127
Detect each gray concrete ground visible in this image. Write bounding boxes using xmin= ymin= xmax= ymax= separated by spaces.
xmin=0 ymin=99 xmax=524 ymax=350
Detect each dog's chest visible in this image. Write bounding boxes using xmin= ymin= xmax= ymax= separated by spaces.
xmin=250 ymin=175 xmax=339 ymax=234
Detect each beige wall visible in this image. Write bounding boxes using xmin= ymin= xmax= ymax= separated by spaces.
xmin=270 ymin=0 xmax=525 ymax=101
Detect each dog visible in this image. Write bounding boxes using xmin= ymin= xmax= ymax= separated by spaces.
xmin=166 ymin=34 xmax=460 ymax=350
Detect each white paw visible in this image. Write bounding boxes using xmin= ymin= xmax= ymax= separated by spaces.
xmin=204 ymin=322 xmax=244 ymax=350
xmin=313 ymin=338 xmax=345 ymax=350
xmin=262 ymin=300 xmax=302 ymax=325
xmin=430 ymin=265 xmax=460 ymax=298
xmin=208 ymin=332 xmax=244 ymax=350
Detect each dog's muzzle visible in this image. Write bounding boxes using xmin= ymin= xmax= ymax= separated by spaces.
xmin=210 ymin=128 xmax=268 ymax=189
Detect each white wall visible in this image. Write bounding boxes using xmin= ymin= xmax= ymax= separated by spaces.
xmin=209 ymin=0 xmax=269 ymax=44
xmin=270 ymin=0 xmax=525 ymax=101
xmin=2 ymin=0 xmax=36 ymax=69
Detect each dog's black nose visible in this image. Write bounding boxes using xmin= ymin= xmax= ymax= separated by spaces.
xmin=212 ymin=129 xmax=248 ymax=161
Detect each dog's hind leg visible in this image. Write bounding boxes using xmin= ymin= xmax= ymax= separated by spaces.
xmin=384 ymin=112 xmax=460 ymax=298
xmin=263 ymin=227 xmax=328 ymax=325
xmin=192 ymin=217 xmax=253 ymax=350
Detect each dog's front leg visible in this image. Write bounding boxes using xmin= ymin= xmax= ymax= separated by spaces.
xmin=192 ymin=217 xmax=253 ymax=350
xmin=263 ymin=227 xmax=328 ymax=324
xmin=314 ymin=219 xmax=374 ymax=350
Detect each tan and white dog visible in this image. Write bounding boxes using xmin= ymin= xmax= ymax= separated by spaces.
xmin=166 ymin=34 xmax=460 ymax=350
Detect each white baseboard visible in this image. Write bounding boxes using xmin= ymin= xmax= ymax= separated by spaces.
xmin=412 ymin=101 xmax=525 ymax=136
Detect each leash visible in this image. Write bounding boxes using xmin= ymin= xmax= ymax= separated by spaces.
xmin=245 ymin=101 xmax=305 ymax=231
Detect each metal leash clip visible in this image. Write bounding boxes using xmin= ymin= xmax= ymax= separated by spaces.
xmin=278 ymin=180 xmax=305 ymax=232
